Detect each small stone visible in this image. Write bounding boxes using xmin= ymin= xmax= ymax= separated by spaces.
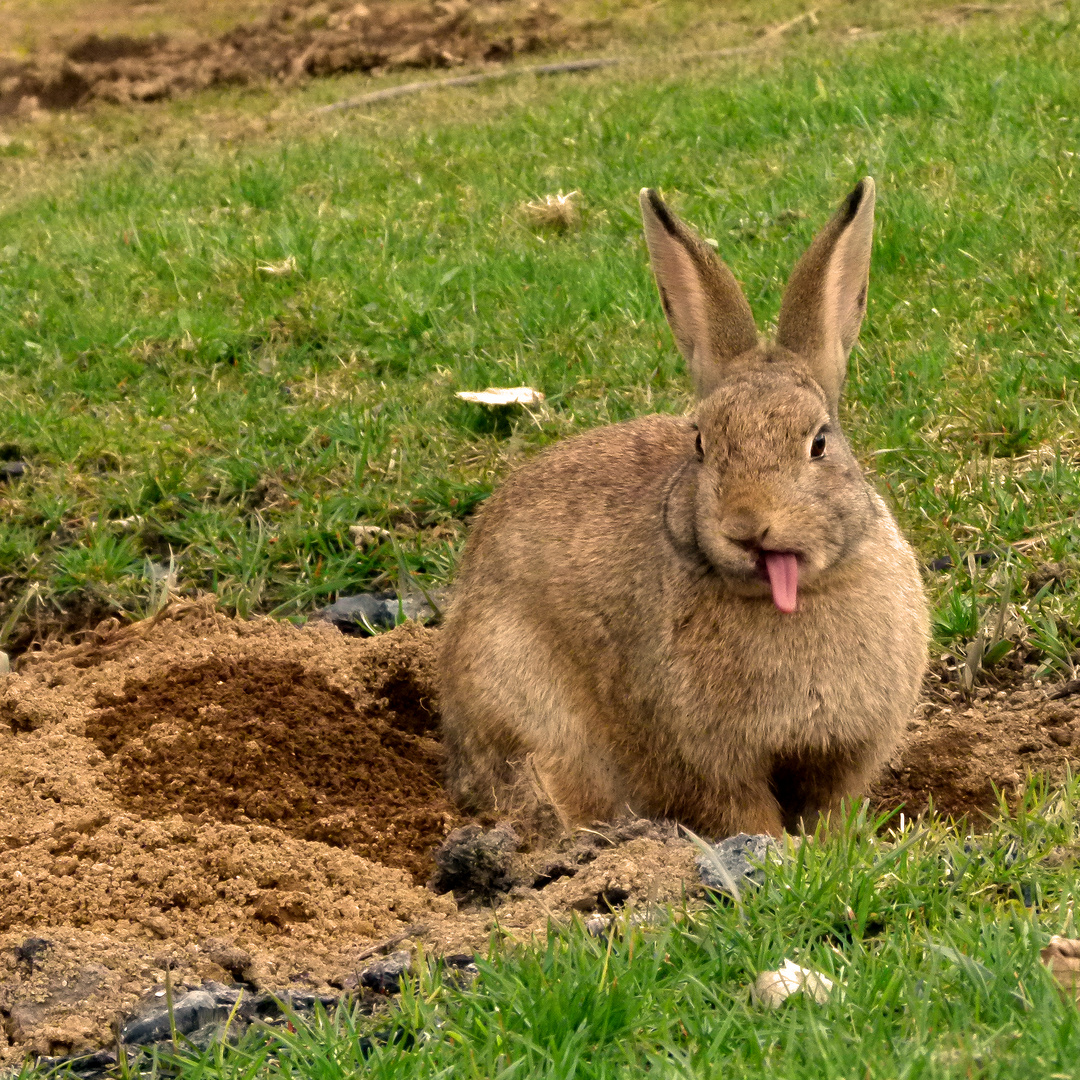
xmin=0 ymin=651 xmax=9 ymax=675
xmin=360 ymin=950 xmax=411 ymax=995
xmin=697 ymin=833 xmax=781 ymax=894
xmin=1017 ymin=740 xmax=1044 ymax=754
xmin=312 ymin=591 xmax=433 ymax=635
xmin=1050 ymin=728 xmax=1074 ymax=747
xmin=120 ymin=989 xmax=222 ymax=1045
xmin=0 ymin=461 xmax=26 ymax=481
xmin=752 ymin=960 xmax=835 ymax=1008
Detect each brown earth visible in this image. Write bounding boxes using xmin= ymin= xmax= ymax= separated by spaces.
xmin=871 ymin=674 xmax=1080 ymax=823
xmin=1 ymin=601 xmax=1079 ymax=1064
xmin=0 ymin=0 xmax=567 ymax=117
xmin=84 ymin=650 xmax=450 ymax=883
xmin=0 ymin=604 xmax=699 ymax=1064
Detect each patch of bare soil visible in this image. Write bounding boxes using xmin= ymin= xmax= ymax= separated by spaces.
xmin=2 ymin=602 xmax=1078 ymax=1065
xmin=872 ymin=674 xmax=1080 ymax=822
xmin=0 ymin=0 xmax=566 ymax=116
xmin=85 ymin=652 xmax=448 ymax=883
xmin=0 ymin=604 xmax=698 ymax=1064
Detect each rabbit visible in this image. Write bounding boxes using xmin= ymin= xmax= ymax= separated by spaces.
xmin=438 ymin=178 xmax=929 ymax=838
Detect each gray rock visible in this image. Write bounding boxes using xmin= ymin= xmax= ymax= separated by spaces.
xmin=697 ymin=833 xmax=781 ymax=894
xmin=120 ymin=989 xmax=223 ymax=1045
xmin=360 ymin=950 xmax=412 ymax=995
xmin=313 ymin=591 xmax=433 ymax=635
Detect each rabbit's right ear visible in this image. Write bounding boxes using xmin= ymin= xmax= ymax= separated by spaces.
xmin=640 ymin=189 xmax=758 ymax=399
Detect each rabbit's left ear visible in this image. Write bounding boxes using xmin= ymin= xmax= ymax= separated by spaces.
xmin=640 ymin=189 xmax=759 ymax=400
xmin=776 ymin=178 xmax=875 ymax=415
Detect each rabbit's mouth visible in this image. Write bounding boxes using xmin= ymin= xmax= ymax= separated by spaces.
xmin=753 ymin=550 xmax=800 ymax=614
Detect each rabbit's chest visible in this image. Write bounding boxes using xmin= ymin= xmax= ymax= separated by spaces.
xmin=660 ymin=586 xmax=920 ymax=748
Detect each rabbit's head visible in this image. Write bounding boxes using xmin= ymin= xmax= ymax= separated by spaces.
xmin=640 ymin=180 xmax=880 ymax=613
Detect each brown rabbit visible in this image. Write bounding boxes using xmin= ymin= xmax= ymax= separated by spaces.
xmin=439 ymin=179 xmax=928 ymax=837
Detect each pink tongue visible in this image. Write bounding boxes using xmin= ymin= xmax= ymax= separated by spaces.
xmin=764 ymin=552 xmax=799 ymax=614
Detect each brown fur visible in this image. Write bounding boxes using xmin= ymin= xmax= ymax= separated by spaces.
xmin=439 ymin=179 xmax=929 ymax=838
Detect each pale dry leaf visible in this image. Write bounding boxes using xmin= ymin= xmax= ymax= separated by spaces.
xmin=521 ymin=190 xmax=581 ymax=229
xmin=349 ymin=524 xmax=392 ymax=549
xmin=752 ymin=959 xmax=835 ymax=1008
xmin=257 ymin=255 xmax=299 ymax=276
xmin=456 ymin=386 xmax=545 ymax=407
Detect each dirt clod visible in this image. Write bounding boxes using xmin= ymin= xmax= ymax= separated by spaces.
xmin=428 ymin=823 xmax=520 ymax=898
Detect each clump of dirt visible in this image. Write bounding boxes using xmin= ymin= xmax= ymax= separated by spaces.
xmin=0 ymin=0 xmax=567 ymax=117
xmin=0 ymin=603 xmax=702 ymax=1065
xmin=872 ymin=678 xmax=1080 ymax=822
xmin=85 ymin=653 xmax=449 ymax=882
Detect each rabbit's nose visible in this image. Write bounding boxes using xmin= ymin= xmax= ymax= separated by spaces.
xmin=720 ymin=514 xmax=769 ymax=550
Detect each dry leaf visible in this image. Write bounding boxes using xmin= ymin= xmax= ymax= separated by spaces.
xmin=257 ymin=255 xmax=298 ymax=276
xmin=1041 ymin=935 xmax=1080 ymax=997
xmin=521 ymin=190 xmax=581 ymax=229
xmin=456 ymin=386 xmax=545 ymax=407
xmin=752 ymin=959 xmax=835 ymax=1008
xmin=349 ymin=524 xmax=392 ymax=549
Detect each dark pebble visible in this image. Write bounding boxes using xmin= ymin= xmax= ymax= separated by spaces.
xmin=120 ymin=989 xmax=222 ymax=1045
xmin=360 ymin=950 xmax=412 ymax=995
xmin=312 ymin=592 xmax=430 ymax=635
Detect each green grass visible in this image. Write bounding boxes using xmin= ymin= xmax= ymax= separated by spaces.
xmin=44 ymin=784 xmax=1080 ymax=1080
xmin=2 ymin=6 xmax=1080 ymax=655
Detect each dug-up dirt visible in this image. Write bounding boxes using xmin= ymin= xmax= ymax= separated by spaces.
xmin=0 ymin=603 xmax=698 ymax=1064
xmin=0 ymin=0 xmax=567 ymax=117
xmin=1 ymin=601 xmax=1078 ymax=1064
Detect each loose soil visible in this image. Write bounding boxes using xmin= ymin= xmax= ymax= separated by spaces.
xmin=1 ymin=601 xmax=1078 ymax=1064
xmin=0 ymin=0 xmax=567 ymax=117
xmin=85 ymin=653 xmax=449 ymax=883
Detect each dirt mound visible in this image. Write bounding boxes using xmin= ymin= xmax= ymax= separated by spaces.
xmin=0 ymin=605 xmax=702 ymax=1064
xmin=0 ymin=0 xmax=566 ymax=117
xmin=85 ymin=652 xmax=449 ymax=882
xmin=872 ymin=680 xmax=1080 ymax=822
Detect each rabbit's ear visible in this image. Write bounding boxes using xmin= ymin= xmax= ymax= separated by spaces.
xmin=776 ymin=178 xmax=875 ymax=414
xmin=640 ymin=189 xmax=758 ymax=399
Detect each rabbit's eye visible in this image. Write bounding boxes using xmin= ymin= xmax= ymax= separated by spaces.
xmin=810 ymin=430 xmax=827 ymax=459
xmin=695 ymin=431 xmax=704 ymax=459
